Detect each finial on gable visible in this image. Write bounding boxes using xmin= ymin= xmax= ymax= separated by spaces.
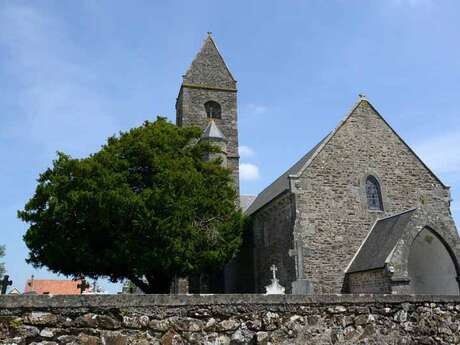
xmin=358 ymin=93 xmax=367 ymax=101
xmin=207 ymin=31 xmax=212 ymax=37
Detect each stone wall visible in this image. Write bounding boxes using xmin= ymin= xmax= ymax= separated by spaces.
xmin=292 ymin=100 xmax=458 ymax=294
xmin=251 ymin=192 xmax=296 ymax=293
xmin=175 ymin=35 xmax=240 ymax=197
xmin=176 ymin=86 xmax=239 ymax=196
xmin=1 ymin=294 xmax=460 ymax=344
xmin=176 ymin=87 xmax=238 ymax=158
xmin=346 ymin=269 xmax=392 ymax=294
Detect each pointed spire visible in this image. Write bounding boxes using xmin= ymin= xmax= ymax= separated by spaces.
xmin=201 ymin=120 xmax=227 ymax=141
xmin=183 ymin=34 xmax=236 ymax=89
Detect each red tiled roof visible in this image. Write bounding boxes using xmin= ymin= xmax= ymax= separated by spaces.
xmin=24 ymin=279 xmax=91 ymax=295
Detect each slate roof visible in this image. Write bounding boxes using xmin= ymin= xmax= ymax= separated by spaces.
xmin=202 ymin=120 xmax=226 ymax=140
xmin=346 ymin=209 xmax=417 ymax=273
xmin=24 ymin=279 xmax=91 ymax=295
xmin=245 ymin=134 xmax=330 ymax=215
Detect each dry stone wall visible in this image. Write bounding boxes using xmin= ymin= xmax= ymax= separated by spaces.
xmin=1 ymin=294 xmax=460 ymax=345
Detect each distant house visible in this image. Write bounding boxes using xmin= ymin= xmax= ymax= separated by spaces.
xmin=24 ymin=277 xmax=91 ymax=295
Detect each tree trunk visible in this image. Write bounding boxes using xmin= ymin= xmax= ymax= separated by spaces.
xmin=128 ymin=271 xmax=173 ymax=294
xmin=127 ymin=275 xmax=149 ymax=293
xmin=145 ymin=272 xmax=172 ymax=293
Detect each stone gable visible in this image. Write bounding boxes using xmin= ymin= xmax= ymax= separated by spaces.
xmin=292 ymin=99 xmax=456 ymax=293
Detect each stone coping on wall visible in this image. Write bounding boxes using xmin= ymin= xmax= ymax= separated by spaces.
xmin=1 ymin=294 xmax=459 ymax=309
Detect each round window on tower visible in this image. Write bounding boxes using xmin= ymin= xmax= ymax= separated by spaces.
xmin=204 ymin=101 xmax=222 ymax=119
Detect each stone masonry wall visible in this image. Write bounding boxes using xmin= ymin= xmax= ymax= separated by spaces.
xmin=176 ymin=86 xmax=239 ymax=197
xmin=251 ymin=192 xmax=296 ymax=294
xmin=177 ymin=87 xmax=238 ymax=157
xmin=346 ymin=269 xmax=392 ymax=294
xmin=292 ymin=100 xmax=458 ymax=294
xmin=176 ymin=36 xmax=239 ymax=197
xmin=1 ymin=295 xmax=460 ymax=345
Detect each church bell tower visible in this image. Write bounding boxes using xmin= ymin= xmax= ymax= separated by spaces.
xmin=176 ymin=34 xmax=239 ymax=196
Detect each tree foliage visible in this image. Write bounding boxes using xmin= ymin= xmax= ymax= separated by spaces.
xmin=18 ymin=118 xmax=244 ymax=293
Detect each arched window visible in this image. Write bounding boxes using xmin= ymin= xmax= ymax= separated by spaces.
xmin=366 ymin=176 xmax=383 ymax=211
xmin=204 ymin=101 xmax=221 ymax=119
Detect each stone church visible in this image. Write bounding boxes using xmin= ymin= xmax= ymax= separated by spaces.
xmin=176 ymin=34 xmax=460 ymax=295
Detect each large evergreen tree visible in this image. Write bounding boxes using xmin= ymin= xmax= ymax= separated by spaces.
xmin=18 ymin=118 xmax=244 ymax=293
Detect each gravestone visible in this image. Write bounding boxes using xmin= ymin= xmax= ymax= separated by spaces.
xmin=265 ymin=265 xmax=285 ymax=295
xmin=289 ymin=236 xmax=313 ymax=294
xmin=0 ymin=275 xmax=12 ymax=295
xmin=77 ymin=278 xmax=90 ymax=294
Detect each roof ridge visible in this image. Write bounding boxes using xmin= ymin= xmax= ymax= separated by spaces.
xmin=344 ymin=217 xmax=381 ymax=273
xmin=205 ymin=34 xmax=236 ymax=82
xmin=245 ymin=96 xmax=448 ymax=216
xmin=346 ymin=208 xmax=417 ymax=274
xmin=290 ymin=96 xmax=365 ymax=179
xmin=344 ymin=208 xmax=417 ymax=273
xmin=363 ymin=101 xmax=448 ymax=189
xmin=375 ymin=208 xmax=418 ymax=222
xmin=245 ymin=133 xmax=329 ymax=214
xmin=290 ymin=95 xmax=448 ymax=187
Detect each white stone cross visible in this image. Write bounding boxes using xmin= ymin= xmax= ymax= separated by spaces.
xmin=270 ymin=264 xmax=278 ymax=280
xmin=265 ymin=264 xmax=285 ymax=295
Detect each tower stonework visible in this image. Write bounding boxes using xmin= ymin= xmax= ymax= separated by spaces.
xmin=176 ymin=35 xmax=239 ymax=196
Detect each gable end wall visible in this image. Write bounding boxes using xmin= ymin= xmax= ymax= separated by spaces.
xmin=293 ymin=101 xmax=456 ymax=293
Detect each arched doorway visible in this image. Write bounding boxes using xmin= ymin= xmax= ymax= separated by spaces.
xmin=408 ymin=227 xmax=459 ymax=295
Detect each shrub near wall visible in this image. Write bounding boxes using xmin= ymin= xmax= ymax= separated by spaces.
xmin=0 ymin=294 xmax=460 ymax=344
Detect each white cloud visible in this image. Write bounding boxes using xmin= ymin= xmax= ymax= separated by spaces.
xmin=240 ymin=163 xmax=260 ymax=181
xmin=414 ymin=130 xmax=460 ymax=175
xmin=239 ymin=145 xmax=255 ymax=158
xmin=246 ymin=104 xmax=268 ymax=115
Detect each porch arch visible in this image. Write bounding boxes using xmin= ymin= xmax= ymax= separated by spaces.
xmin=408 ymin=227 xmax=460 ymax=295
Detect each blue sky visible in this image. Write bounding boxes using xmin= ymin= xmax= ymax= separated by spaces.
xmin=1 ymin=0 xmax=459 ymax=293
